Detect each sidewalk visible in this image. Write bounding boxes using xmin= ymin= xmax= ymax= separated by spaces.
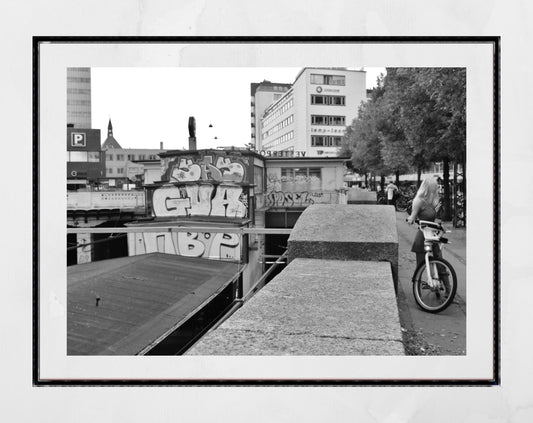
xmin=395 ymin=212 xmax=466 ymax=355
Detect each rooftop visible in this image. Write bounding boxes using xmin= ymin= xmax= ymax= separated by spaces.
xmin=67 ymin=253 xmax=240 ymax=355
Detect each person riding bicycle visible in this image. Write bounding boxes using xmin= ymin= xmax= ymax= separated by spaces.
xmin=406 ymin=177 xmax=443 ymax=267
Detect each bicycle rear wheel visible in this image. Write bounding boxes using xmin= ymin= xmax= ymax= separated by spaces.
xmin=412 ymin=257 xmax=457 ymax=313
xmin=395 ymin=196 xmax=409 ymax=212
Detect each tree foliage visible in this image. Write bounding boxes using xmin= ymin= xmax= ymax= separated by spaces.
xmin=343 ymin=67 xmax=466 ymax=178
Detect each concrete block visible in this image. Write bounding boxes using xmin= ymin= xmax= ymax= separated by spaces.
xmin=347 ymin=188 xmax=377 ymax=204
xmin=186 ymin=259 xmax=404 ymax=355
xmin=287 ymin=204 xmax=398 ymax=288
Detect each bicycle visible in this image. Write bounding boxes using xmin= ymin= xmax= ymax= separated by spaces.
xmin=409 ymin=219 xmax=458 ymax=313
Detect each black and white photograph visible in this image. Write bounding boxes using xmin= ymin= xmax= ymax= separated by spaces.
xmin=64 ymin=65 xmax=467 ymax=358
xmin=6 ymin=0 xmax=533 ymax=418
xmin=35 ymin=38 xmax=496 ymax=385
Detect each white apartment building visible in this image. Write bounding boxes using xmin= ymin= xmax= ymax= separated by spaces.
xmin=251 ymin=81 xmax=292 ymax=148
xmin=254 ymin=68 xmax=367 ymax=158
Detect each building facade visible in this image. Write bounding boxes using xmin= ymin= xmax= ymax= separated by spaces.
xmin=101 ymin=119 xmax=166 ymax=189
xmin=254 ymin=68 xmax=366 ymax=158
xmin=251 ymin=81 xmax=292 ymax=149
xmin=67 ymin=127 xmax=105 ymax=188
xmin=67 ymin=67 xmax=92 ymax=128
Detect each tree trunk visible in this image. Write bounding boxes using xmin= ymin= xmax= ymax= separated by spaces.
xmin=443 ymin=159 xmax=451 ymax=221
xmin=380 ymin=175 xmax=385 ymax=192
xmin=417 ymin=167 xmax=422 ymax=187
xmin=395 ymin=170 xmax=400 ymax=184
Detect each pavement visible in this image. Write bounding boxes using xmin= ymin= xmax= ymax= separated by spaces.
xmin=395 ymin=211 xmax=466 ymax=355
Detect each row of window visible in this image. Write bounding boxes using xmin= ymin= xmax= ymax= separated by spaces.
xmin=67 ymin=88 xmax=91 ymax=94
xmin=262 ymin=114 xmax=294 ymax=139
xmin=281 ymin=167 xmax=321 ymax=180
xmin=263 ymin=98 xmax=294 ymax=128
xmin=262 ymin=131 xmax=294 ymax=149
xmin=67 ymin=151 xmax=100 ymax=162
xmin=311 ymin=115 xmax=346 ymax=126
xmin=106 ymin=153 xmax=158 ymax=161
xmin=311 ymin=95 xmax=346 ymax=106
xmin=67 ymin=77 xmax=91 ymax=83
xmin=107 ymin=168 xmax=124 ymax=175
xmin=68 ymin=99 xmax=91 ymax=105
xmin=310 ymin=74 xmax=346 ymax=86
xmin=311 ymin=135 xmax=343 ymax=147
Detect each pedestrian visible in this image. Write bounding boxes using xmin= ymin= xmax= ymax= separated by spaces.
xmin=406 ymin=178 xmax=442 ymax=267
xmin=385 ymin=180 xmax=398 ymax=207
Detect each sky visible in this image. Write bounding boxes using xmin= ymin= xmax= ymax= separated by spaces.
xmin=91 ymin=67 xmax=386 ymax=150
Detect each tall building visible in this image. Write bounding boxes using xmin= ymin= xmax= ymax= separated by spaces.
xmin=250 ymin=81 xmax=292 ymax=149
xmin=67 ymin=67 xmax=92 ymax=128
xmin=253 ymin=68 xmax=366 ymax=158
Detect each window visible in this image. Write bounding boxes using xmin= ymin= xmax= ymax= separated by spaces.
xmin=311 ymin=95 xmax=345 ymax=106
xmin=127 ymin=154 xmax=134 ymax=160
xmin=106 ymin=154 xmax=113 ymax=161
xmin=107 ymin=168 xmax=113 ymax=174
xmin=69 ymin=151 xmax=88 ymax=162
xmin=88 ymin=152 xmax=100 ymax=162
xmin=116 ymin=154 xmax=125 ymax=161
xmin=117 ymin=168 xmax=124 ymax=174
xmin=280 ymin=167 xmax=322 ymax=191
xmin=311 ymin=136 xmax=343 ymax=147
xmin=138 ymin=154 xmax=146 ymax=160
xmin=311 ymin=115 xmax=346 ymax=126
xmin=310 ymin=74 xmax=345 ymax=86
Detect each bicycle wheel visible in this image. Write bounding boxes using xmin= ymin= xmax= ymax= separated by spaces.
xmin=395 ymin=196 xmax=408 ymax=212
xmin=412 ymin=257 xmax=457 ymax=313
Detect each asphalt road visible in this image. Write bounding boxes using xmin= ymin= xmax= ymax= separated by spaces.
xmin=395 ymin=212 xmax=467 ymax=355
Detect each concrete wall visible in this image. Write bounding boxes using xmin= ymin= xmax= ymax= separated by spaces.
xmin=187 ymin=258 xmax=404 ymax=355
xmin=287 ymin=204 xmax=398 ymax=288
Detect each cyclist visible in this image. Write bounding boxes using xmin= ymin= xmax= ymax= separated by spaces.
xmin=406 ymin=178 xmax=442 ymax=267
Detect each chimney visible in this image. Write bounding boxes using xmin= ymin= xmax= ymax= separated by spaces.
xmin=188 ymin=116 xmax=197 ymax=150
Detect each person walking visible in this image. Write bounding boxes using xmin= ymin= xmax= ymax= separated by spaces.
xmin=385 ymin=180 xmax=398 ymax=207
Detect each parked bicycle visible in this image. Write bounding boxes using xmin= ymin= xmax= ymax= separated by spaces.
xmin=409 ymin=219 xmax=458 ymax=313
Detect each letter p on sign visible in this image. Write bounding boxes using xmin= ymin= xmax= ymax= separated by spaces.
xmin=71 ymin=132 xmax=86 ymax=147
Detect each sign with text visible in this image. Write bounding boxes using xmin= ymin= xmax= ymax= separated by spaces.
xmin=71 ymin=132 xmax=86 ymax=147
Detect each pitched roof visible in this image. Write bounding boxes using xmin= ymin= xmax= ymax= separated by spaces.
xmin=67 ymin=253 xmax=240 ymax=355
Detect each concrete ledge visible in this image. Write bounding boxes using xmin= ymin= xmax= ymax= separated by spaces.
xmin=347 ymin=188 xmax=377 ymax=204
xmin=186 ymin=259 xmax=404 ymax=355
xmin=287 ymin=205 xmax=398 ymax=287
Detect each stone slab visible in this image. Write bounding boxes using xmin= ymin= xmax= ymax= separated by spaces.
xmin=187 ymin=259 xmax=404 ymax=355
xmin=287 ymin=205 xmax=398 ymax=287
xmin=347 ymin=188 xmax=377 ymax=204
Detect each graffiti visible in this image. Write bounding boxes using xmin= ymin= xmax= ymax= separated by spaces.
xmin=265 ymin=191 xmax=315 ymax=208
xmin=129 ymin=231 xmax=241 ymax=260
xmin=76 ymin=233 xmax=91 ymax=264
xmin=266 ymin=173 xmax=321 ymax=192
xmin=265 ymin=190 xmax=338 ymax=207
xmin=169 ymin=155 xmax=245 ymax=183
xmin=152 ymin=184 xmax=247 ymax=218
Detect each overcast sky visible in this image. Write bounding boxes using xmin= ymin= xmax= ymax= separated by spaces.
xmin=91 ymin=67 xmax=386 ymax=150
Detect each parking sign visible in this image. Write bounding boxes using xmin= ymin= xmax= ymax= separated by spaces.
xmin=71 ymin=132 xmax=86 ymax=147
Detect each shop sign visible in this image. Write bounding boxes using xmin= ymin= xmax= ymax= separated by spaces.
xmin=258 ymin=150 xmax=306 ymax=158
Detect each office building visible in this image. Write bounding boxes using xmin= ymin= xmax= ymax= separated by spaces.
xmin=67 ymin=67 xmax=92 ymax=128
xmin=250 ymin=81 xmax=292 ymax=149
xmin=253 ymin=68 xmax=366 ymax=157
